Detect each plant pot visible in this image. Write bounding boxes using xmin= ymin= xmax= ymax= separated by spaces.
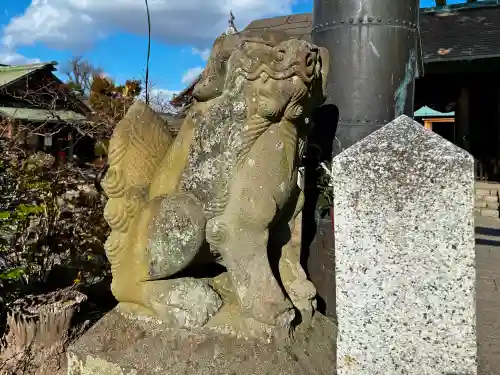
xmin=0 ymin=287 xmax=87 ymax=374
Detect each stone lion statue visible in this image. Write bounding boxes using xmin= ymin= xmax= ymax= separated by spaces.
xmin=100 ymin=30 xmax=329 ymax=338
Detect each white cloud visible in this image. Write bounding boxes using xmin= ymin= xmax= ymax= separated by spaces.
xmin=181 ymin=66 xmax=203 ymax=85
xmin=0 ymin=48 xmax=40 ymax=65
xmin=151 ymin=88 xmax=179 ymax=99
xmin=1 ymin=0 xmax=295 ymax=51
xmin=192 ymin=47 xmax=210 ymax=61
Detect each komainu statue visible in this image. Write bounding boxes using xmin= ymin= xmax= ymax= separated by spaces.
xmin=101 ymin=30 xmax=329 ymax=338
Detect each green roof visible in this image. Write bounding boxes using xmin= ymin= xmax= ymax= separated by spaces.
xmin=414 ymin=106 xmax=455 ymax=117
xmin=0 ymin=62 xmax=56 ymax=88
xmin=0 ymin=106 xmax=86 ymax=123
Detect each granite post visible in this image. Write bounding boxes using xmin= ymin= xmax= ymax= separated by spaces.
xmin=332 ymin=115 xmax=476 ymax=374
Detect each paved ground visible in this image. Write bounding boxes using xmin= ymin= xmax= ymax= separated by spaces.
xmin=475 ymin=216 xmax=500 ymax=374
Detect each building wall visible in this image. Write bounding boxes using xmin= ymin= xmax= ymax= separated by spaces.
xmin=415 ymin=63 xmax=500 ymax=181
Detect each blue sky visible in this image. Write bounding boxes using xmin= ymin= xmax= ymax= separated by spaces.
xmin=0 ymin=0 xmax=468 ymax=101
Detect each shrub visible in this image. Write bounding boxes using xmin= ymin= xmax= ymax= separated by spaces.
xmin=0 ymin=139 xmax=110 ymax=313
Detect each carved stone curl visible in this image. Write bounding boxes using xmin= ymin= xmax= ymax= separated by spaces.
xmin=101 ymin=30 xmax=329 ymax=340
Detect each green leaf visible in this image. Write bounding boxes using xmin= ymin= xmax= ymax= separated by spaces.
xmin=0 ymin=267 xmax=25 ymax=280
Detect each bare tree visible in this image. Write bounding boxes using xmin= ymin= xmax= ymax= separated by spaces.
xmin=61 ymin=56 xmax=103 ymax=97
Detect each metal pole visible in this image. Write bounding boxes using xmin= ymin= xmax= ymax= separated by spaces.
xmin=312 ymin=0 xmax=421 ymax=155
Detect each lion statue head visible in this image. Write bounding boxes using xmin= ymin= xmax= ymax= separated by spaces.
xmin=192 ymin=30 xmax=329 ymax=128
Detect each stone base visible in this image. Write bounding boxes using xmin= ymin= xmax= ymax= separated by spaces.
xmin=67 ymin=307 xmax=337 ymax=375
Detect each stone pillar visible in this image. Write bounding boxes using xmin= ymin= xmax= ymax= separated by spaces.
xmin=332 ymin=115 xmax=476 ymax=374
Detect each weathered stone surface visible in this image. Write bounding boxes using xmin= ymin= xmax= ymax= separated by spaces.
xmin=67 ymin=308 xmax=337 ymax=375
xmin=476 ymin=188 xmax=491 ymax=196
xmin=100 ymin=30 xmax=330 ymax=337
xmin=486 ymin=201 xmax=499 ymax=209
xmin=332 ymin=115 xmax=476 ymax=374
xmin=480 ymin=208 xmax=498 ymax=218
xmin=483 ymin=195 xmax=499 ymax=203
xmin=475 ymin=200 xmax=488 ymax=208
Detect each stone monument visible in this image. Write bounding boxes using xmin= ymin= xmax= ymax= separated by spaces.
xmin=332 ymin=115 xmax=476 ymax=374
xmin=67 ymin=31 xmax=336 ymax=374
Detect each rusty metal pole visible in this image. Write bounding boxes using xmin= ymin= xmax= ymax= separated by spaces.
xmin=312 ymin=0 xmax=422 ymax=155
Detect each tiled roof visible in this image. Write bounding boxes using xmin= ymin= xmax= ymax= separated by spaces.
xmin=0 ymin=62 xmax=56 ymax=89
xmin=0 ymin=62 xmax=93 ymax=116
xmin=170 ymin=76 xmax=201 ymax=108
xmin=0 ymin=107 xmax=87 ymax=123
xmin=420 ymin=5 xmax=500 ymax=61
xmin=244 ymin=3 xmax=500 ymax=63
xmin=170 ymin=3 xmax=500 ymax=108
xmin=245 ymin=13 xmax=313 ymax=42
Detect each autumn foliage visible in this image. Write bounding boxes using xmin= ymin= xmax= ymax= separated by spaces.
xmin=88 ymin=75 xmax=142 ymax=126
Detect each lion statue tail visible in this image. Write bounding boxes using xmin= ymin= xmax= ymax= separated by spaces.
xmin=100 ymin=101 xmax=174 ymax=282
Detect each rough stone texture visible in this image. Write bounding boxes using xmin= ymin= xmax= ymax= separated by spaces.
xmin=100 ymin=30 xmax=330 ymax=336
xmin=332 ymin=115 xmax=476 ymax=374
xmin=66 ymin=308 xmax=337 ymax=375
xmin=486 ymin=202 xmax=499 ymax=209
xmin=146 ymin=194 xmax=207 ymax=278
xmin=476 ymin=201 xmax=488 ymax=208
xmin=481 ymin=209 xmax=498 ymax=218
